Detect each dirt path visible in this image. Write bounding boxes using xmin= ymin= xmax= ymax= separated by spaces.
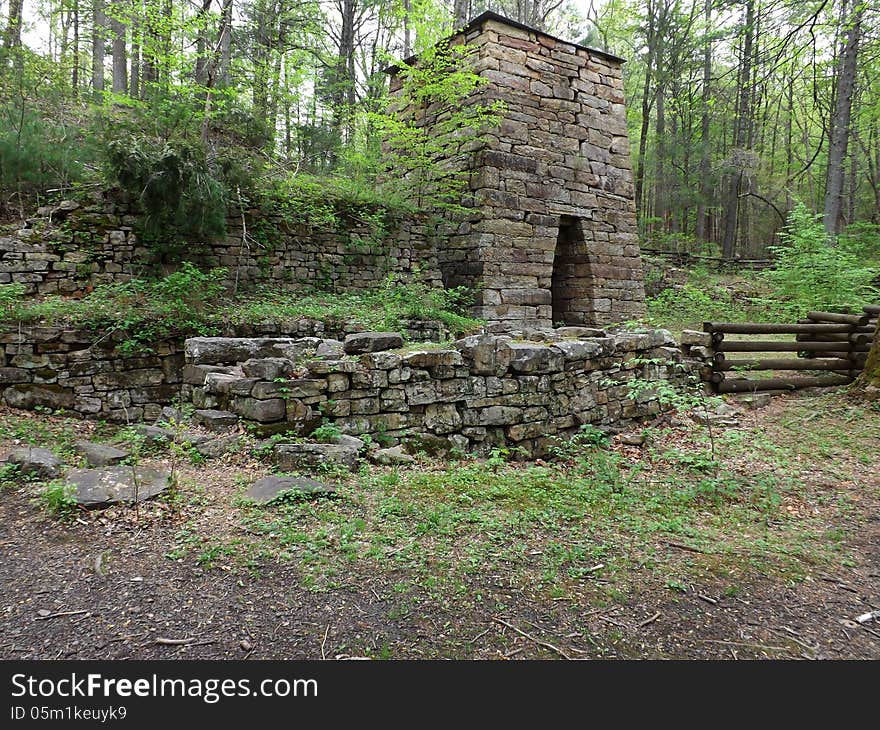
xmin=2 ymin=492 xmax=878 ymax=660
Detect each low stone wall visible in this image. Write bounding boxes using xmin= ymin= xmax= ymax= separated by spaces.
xmin=1 ymin=199 xmax=442 ymax=297
xmin=182 ymin=327 xmax=688 ymax=456
xmin=0 ymin=319 xmax=450 ymax=422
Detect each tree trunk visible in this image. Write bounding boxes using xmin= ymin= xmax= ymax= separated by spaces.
xmin=218 ymin=0 xmax=233 ymax=86
xmin=823 ymin=4 xmax=863 ymax=237
xmin=634 ymin=1 xmax=656 ymax=225
xmin=129 ymin=3 xmax=140 ymax=98
xmin=109 ymin=1 xmax=127 ymax=93
xmin=92 ymin=0 xmax=105 ymax=92
xmin=695 ymin=0 xmax=712 ymax=242
xmin=2 ymin=0 xmax=24 ymax=49
xmin=720 ymin=0 xmax=754 ymax=260
xmin=453 ymin=0 xmax=469 ymax=28
xmin=855 ymin=320 xmax=880 ymax=394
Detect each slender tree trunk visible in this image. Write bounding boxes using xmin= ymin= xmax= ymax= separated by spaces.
xmin=453 ymin=0 xmax=469 ymax=28
xmin=109 ymin=0 xmax=127 ymax=93
xmin=72 ymin=3 xmax=80 ymax=93
xmin=403 ymin=0 xmax=411 ymax=56
xmin=695 ymin=0 xmax=712 ymax=242
xmin=218 ymin=0 xmax=233 ymax=85
xmin=721 ymin=0 xmax=754 ymax=260
xmin=129 ymin=3 xmax=140 ymax=98
xmin=3 ymin=0 xmax=24 ymax=49
xmin=92 ymin=0 xmax=105 ymax=92
xmin=823 ymin=3 xmax=863 ymax=236
xmin=634 ymin=4 xmax=656 ymax=226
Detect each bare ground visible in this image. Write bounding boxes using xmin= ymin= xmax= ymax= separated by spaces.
xmin=1 ymin=394 xmax=879 ymax=660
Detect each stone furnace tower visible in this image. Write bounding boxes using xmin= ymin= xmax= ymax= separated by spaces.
xmin=388 ymin=11 xmax=646 ymax=331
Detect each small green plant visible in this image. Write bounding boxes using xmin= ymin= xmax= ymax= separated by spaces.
xmin=311 ymin=422 xmax=343 ymax=443
xmin=38 ymin=480 xmax=78 ymax=520
xmin=762 ymin=202 xmax=878 ymax=317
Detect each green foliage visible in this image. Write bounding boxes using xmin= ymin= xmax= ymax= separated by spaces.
xmin=0 ymin=283 xmax=27 ymax=319
xmin=38 ymin=480 xmax=78 ymax=520
xmin=0 ymin=100 xmax=95 ymax=209
xmin=646 ymin=282 xmax=760 ymax=328
xmin=840 ymin=222 xmax=880 ymax=264
xmin=3 ymin=263 xmax=226 ymax=353
xmin=371 ymin=41 xmax=505 ymax=214
xmin=762 ymin=203 xmax=878 ymax=317
xmin=103 ymin=134 xmax=228 ymax=255
xmin=311 ymin=422 xmax=343 ymax=444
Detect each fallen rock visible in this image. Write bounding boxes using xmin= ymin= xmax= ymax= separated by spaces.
xmin=67 ymin=466 xmax=171 ymax=508
xmin=372 ymin=445 xmax=414 ymax=465
xmin=194 ymin=409 xmax=239 ymax=432
xmin=132 ymin=424 xmax=172 ymax=445
xmin=196 ymin=434 xmax=242 ymax=459
xmin=75 ymin=441 xmax=129 ymax=467
xmin=343 ymin=332 xmax=404 ymax=355
xmin=5 ymin=447 xmax=63 ymax=479
xmin=403 ymin=432 xmax=453 ymax=456
xmin=275 ymin=442 xmax=361 ymax=472
xmin=618 ymin=433 xmax=645 ymax=446
xmin=332 ymin=434 xmax=366 ymax=451
xmin=316 ymin=339 xmax=345 ymax=359
xmin=737 ymin=393 xmax=772 ymax=410
xmin=244 ymin=475 xmax=337 ymax=504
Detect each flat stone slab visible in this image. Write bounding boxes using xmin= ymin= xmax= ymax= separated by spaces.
xmin=6 ymin=447 xmax=63 ymax=479
xmin=67 ymin=466 xmax=171 ymax=508
xmin=343 ymin=332 xmax=404 ymax=355
xmin=372 ymin=445 xmax=415 ymax=465
xmin=275 ymin=442 xmax=361 ymax=472
xmin=244 ymin=476 xmax=337 ymax=504
xmin=195 ymin=409 xmax=239 ymax=432
xmin=75 ymin=441 xmax=129 ymax=467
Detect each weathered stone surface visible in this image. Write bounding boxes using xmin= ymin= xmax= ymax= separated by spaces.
xmin=332 ymin=434 xmax=366 ymax=451
xmin=680 ymin=330 xmax=713 ymax=347
xmin=196 ymin=434 xmax=243 ymax=458
xmin=372 ymin=445 xmax=414 ymax=465
xmin=479 ymin=406 xmax=522 ymax=426
xmin=241 ymin=357 xmax=295 ymax=380
xmin=230 ymin=397 xmax=286 ymax=423
xmin=3 ymin=383 xmax=75 ymax=410
xmin=245 ymin=475 xmax=337 ymax=504
xmin=185 ymin=337 xmax=300 ymax=365
xmin=508 ymin=344 xmax=563 ymax=373
xmin=275 ymin=442 xmax=361 ymax=472
xmin=194 ymin=409 xmax=239 ymax=431
xmin=75 ymin=441 xmax=129 ymax=467
xmin=343 ymin=332 xmax=404 ymax=354
xmin=403 ymin=432 xmax=453 ymax=456
xmin=401 ymin=350 xmax=463 ymax=368
xmin=67 ymin=466 xmax=170 ymax=508
xmin=454 ymin=335 xmax=513 ymax=376
xmin=424 ymin=403 xmax=462 ymax=434
xmin=133 ymin=424 xmax=172 ymax=445
xmin=552 ymin=340 xmax=603 ymax=361
xmin=6 ymin=447 xmax=63 ymax=479
xmin=316 ymin=339 xmax=345 ymax=359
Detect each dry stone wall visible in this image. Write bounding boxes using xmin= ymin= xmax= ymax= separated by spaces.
xmin=0 ymin=319 xmax=449 ymax=422
xmin=182 ymin=327 xmax=687 ymax=457
xmin=1 ymin=199 xmax=441 ymax=297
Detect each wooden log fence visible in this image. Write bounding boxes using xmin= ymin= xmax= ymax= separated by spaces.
xmin=681 ymin=306 xmax=878 ymax=394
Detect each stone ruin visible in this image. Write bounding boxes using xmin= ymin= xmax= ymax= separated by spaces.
xmin=388 ymin=11 xmax=646 ymax=332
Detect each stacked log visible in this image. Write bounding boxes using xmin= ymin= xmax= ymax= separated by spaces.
xmin=698 ymin=307 xmax=878 ymax=393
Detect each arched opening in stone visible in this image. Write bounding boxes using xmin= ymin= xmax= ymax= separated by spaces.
xmin=551 ymin=216 xmax=594 ymax=326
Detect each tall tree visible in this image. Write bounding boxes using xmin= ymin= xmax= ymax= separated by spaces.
xmin=2 ymin=0 xmax=25 ymax=50
xmin=109 ymin=0 xmax=127 ymax=93
xmin=720 ymin=0 xmax=755 ymax=260
xmin=92 ymin=0 xmax=106 ymax=92
xmin=823 ymin=0 xmax=864 ymax=236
